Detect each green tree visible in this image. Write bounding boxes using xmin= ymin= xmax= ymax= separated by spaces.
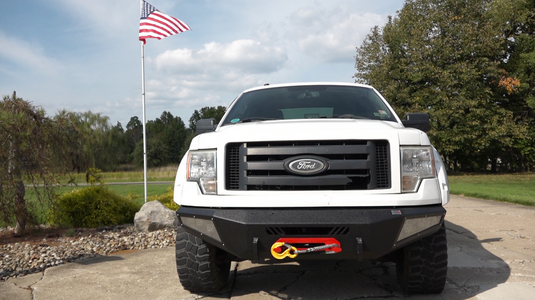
xmin=184 ymin=106 xmax=227 ymax=154
xmin=188 ymin=106 xmax=226 ymax=132
xmin=56 ymin=110 xmax=123 ymax=172
xmin=132 ymin=111 xmax=188 ymax=166
xmin=0 ymin=93 xmax=80 ymax=233
xmin=133 ymin=138 xmax=170 ymax=167
xmin=126 ymin=116 xmax=143 ymax=161
xmin=150 ymin=111 xmax=188 ymax=163
xmin=105 ymin=122 xmax=130 ymax=167
xmin=490 ymin=0 xmax=535 ymax=171
xmin=129 ymin=107 xmax=226 ymax=167
xmin=355 ymin=0 xmax=529 ymax=172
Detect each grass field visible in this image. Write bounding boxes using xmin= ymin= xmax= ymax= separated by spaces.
xmin=51 ymin=166 xmax=535 ymax=208
xmin=56 ymin=165 xmax=178 ymax=184
xmin=448 ymin=173 xmax=535 ymax=206
xmin=58 ymin=172 xmax=535 ymax=207
xmin=3 ymin=168 xmax=534 ymax=228
xmin=0 ymin=183 xmax=174 ymax=227
xmin=58 ymin=184 xmax=173 ymax=207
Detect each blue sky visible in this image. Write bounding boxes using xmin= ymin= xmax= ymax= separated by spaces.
xmin=0 ymin=0 xmax=404 ymax=126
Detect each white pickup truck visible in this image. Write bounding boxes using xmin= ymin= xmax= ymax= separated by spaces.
xmin=173 ymin=82 xmax=449 ymax=294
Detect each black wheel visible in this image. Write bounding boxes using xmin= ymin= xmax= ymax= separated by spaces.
xmin=396 ymin=223 xmax=448 ymax=294
xmin=175 ymin=226 xmax=231 ymax=293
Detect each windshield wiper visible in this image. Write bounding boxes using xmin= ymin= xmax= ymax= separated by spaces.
xmin=224 ymin=117 xmax=278 ymax=125
xmin=332 ymin=114 xmax=364 ymax=119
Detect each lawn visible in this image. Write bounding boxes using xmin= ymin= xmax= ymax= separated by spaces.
xmin=3 ymin=169 xmax=534 ymax=228
xmin=52 ymin=172 xmax=535 ymax=209
xmin=448 ymin=173 xmax=535 ymax=206
xmin=0 ymin=183 xmax=173 ymax=227
xmin=54 ymin=165 xmax=178 ymax=184
xmin=59 ymin=184 xmax=173 ymax=207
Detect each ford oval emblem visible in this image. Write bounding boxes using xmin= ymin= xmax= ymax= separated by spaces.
xmin=284 ymin=156 xmax=327 ymax=175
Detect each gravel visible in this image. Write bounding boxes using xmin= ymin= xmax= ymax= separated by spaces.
xmin=0 ymin=225 xmax=176 ymax=281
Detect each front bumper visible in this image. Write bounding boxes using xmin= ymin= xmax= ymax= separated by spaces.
xmin=177 ymin=205 xmax=446 ymax=261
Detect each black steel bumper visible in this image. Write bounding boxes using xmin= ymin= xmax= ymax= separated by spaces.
xmin=176 ymin=205 xmax=446 ymax=261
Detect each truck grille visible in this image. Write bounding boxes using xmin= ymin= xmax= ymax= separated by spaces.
xmin=226 ymin=140 xmax=390 ymax=190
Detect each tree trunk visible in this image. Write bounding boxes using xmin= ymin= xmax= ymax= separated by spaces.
xmin=491 ymin=158 xmax=497 ymax=173
xmin=14 ymin=175 xmax=27 ymax=235
xmin=9 ymin=154 xmax=28 ymax=235
xmin=7 ymin=101 xmax=28 ymax=234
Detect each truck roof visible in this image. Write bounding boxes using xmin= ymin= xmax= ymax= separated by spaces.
xmin=242 ymin=82 xmax=374 ymax=93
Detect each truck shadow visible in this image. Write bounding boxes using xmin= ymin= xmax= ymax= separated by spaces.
xmin=214 ymin=221 xmax=510 ymax=299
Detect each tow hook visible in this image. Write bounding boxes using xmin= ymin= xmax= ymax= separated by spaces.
xmin=270 ymin=237 xmax=342 ymax=260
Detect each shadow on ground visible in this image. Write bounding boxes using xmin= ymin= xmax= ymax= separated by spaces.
xmin=203 ymin=221 xmax=510 ymax=299
xmin=74 ymin=255 xmax=124 ymax=266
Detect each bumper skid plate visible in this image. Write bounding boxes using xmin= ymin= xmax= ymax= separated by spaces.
xmin=177 ymin=205 xmax=446 ymax=261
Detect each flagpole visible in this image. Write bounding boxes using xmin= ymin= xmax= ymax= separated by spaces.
xmin=139 ymin=0 xmax=190 ymax=203
xmin=140 ymin=41 xmax=148 ymax=203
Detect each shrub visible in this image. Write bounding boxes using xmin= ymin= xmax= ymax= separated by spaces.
xmin=147 ymin=186 xmax=179 ymax=211
xmin=49 ymin=185 xmax=141 ymax=228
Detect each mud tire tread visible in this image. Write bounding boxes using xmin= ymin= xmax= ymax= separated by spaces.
xmin=397 ymin=223 xmax=448 ymax=294
xmin=175 ymin=226 xmax=230 ymax=293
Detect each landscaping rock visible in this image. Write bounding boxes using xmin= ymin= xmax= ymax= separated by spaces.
xmin=0 ymin=225 xmax=176 ymax=281
xmin=134 ymin=201 xmax=178 ymax=232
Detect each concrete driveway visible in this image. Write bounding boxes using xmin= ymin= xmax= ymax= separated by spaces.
xmin=2 ymin=195 xmax=534 ymax=299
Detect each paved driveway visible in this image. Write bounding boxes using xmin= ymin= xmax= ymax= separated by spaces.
xmin=2 ymin=195 xmax=534 ymax=299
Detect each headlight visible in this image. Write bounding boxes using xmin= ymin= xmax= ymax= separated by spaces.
xmin=401 ymin=147 xmax=436 ymax=192
xmin=187 ymin=150 xmax=217 ymax=194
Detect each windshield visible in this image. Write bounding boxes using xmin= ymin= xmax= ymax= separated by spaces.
xmin=220 ymin=85 xmax=397 ymax=126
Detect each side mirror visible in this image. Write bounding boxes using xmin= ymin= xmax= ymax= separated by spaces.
xmin=402 ymin=113 xmax=430 ymax=132
xmin=196 ymin=118 xmax=217 ymax=134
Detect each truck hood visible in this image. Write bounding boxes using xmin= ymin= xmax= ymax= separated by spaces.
xmin=189 ymin=119 xmax=431 ymax=150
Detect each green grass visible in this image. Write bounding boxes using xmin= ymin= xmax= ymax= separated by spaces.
xmin=4 ymin=166 xmax=178 ymax=228
xmin=59 ymin=184 xmax=172 ymax=207
xmin=0 ymin=184 xmax=173 ymax=228
xmin=449 ymin=173 xmax=535 ymax=206
xmin=55 ymin=165 xmax=177 ymax=184
xmin=4 ymin=168 xmax=534 ymax=228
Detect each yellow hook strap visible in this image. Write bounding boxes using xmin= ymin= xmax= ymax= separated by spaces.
xmin=270 ymin=242 xmax=298 ymax=260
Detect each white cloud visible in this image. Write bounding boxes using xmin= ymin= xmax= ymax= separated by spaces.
xmin=130 ymin=3 xmax=391 ymax=119
xmin=285 ymin=6 xmax=387 ymax=63
xmin=249 ymin=3 xmax=387 ymax=64
xmin=1 ymin=0 xmax=402 ymax=126
xmin=155 ymin=39 xmax=287 ymax=74
xmin=50 ymin=0 xmax=135 ymax=38
xmin=0 ymin=30 xmax=63 ymax=74
xmin=142 ymin=39 xmax=288 ymax=110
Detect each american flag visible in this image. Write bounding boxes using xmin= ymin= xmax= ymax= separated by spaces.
xmin=139 ymin=0 xmax=190 ymax=44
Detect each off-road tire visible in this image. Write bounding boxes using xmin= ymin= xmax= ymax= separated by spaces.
xmin=396 ymin=223 xmax=448 ymax=294
xmin=175 ymin=226 xmax=231 ymax=293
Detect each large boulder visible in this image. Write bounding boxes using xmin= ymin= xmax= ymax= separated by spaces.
xmin=134 ymin=200 xmax=178 ymax=232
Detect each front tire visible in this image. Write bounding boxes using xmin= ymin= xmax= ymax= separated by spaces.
xmin=396 ymin=223 xmax=448 ymax=294
xmin=175 ymin=226 xmax=231 ymax=293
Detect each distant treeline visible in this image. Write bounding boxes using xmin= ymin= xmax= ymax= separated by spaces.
xmin=122 ymin=106 xmax=226 ymax=170
xmin=0 ymin=95 xmax=225 ymax=232
xmin=1 ymin=95 xmax=226 ymax=173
